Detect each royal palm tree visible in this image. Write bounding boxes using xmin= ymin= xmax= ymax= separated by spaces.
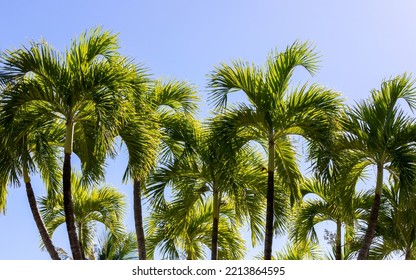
xmin=208 ymin=41 xmax=342 ymax=259
xmin=39 ymin=172 xmax=126 ymax=260
xmin=340 ymin=74 xmax=416 ymax=259
xmin=119 ymin=79 xmax=198 ymax=259
xmin=0 ymin=27 xmax=139 ymax=259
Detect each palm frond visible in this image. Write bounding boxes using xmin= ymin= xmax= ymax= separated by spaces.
xmin=274 ymin=240 xmax=323 ymax=260
xmin=274 ymin=136 xmax=301 ymax=203
xmin=208 ymin=60 xmax=263 ymax=110
xmin=151 ymin=79 xmax=199 ymax=115
xmin=96 ymin=231 xmax=138 ymax=260
xmin=39 ymin=171 xmax=127 ymax=255
xmin=265 ymin=40 xmax=320 ymax=99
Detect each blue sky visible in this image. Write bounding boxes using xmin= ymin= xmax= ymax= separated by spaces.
xmin=1 ymin=0 xmax=416 ymax=259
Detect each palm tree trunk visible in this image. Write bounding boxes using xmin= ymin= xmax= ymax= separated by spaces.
xmin=63 ymin=122 xmax=83 ymax=260
xmin=343 ymin=224 xmax=354 ymax=258
xmin=23 ymin=166 xmax=61 ymax=260
xmin=264 ymin=136 xmax=275 ymax=260
xmin=211 ymin=186 xmax=220 ymax=260
xmin=133 ymin=179 xmax=146 ymax=260
xmin=405 ymin=249 xmax=412 ymax=260
xmin=77 ymin=225 xmax=86 ymax=260
xmin=357 ymin=162 xmax=383 ymax=260
xmin=335 ymin=219 xmax=342 ymax=260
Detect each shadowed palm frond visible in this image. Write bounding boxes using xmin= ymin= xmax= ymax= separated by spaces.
xmin=95 ymin=231 xmax=138 ymax=260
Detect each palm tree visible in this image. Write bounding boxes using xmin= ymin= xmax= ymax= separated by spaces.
xmin=208 ymin=41 xmax=342 ymax=259
xmin=0 ymin=27 xmax=139 ymax=259
xmin=146 ymin=198 xmax=246 ymax=260
xmin=293 ymin=108 xmax=374 ymax=260
xmin=340 ymin=74 xmax=416 ymax=259
xmin=147 ymin=115 xmax=267 ymax=260
xmin=0 ymin=101 xmax=63 ymax=259
xmin=292 ymin=176 xmax=372 ymax=259
xmin=119 ymin=79 xmax=198 ymax=259
xmin=206 ymin=120 xmax=267 ymax=260
xmin=39 ymin=172 xmax=126 ymax=260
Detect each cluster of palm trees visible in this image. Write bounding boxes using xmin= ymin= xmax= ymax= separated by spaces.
xmin=1 ymin=28 xmax=416 ymax=260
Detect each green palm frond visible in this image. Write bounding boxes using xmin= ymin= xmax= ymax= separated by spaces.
xmin=272 ymin=183 xmax=291 ymax=236
xmin=374 ymin=73 xmax=416 ymax=111
xmin=39 ymin=171 xmax=127 ymax=256
xmin=274 ymin=136 xmax=301 ymax=204
xmin=208 ymin=60 xmax=263 ymax=110
xmin=224 ymin=148 xmax=267 ymax=246
xmin=217 ymin=203 xmax=247 ymax=260
xmin=209 ymin=105 xmax=268 ymax=154
xmin=0 ymin=39 xmax=64 ymax=84
xmin=242 ymin=187 xmax=266 ymax=245
xmin=209 ymin=41 xmax=320 ymax=111
xmin=95 ymin=231 xmax=138 ymax=260
xmin=29 ymin=129 xmax=63 ymax=196
xmin=66 ymin=27 xmax=120 ymax=65
xmin=120 ymin=118 xmax=161 ymax=182
xmin=265 ymin=41 xmax=320 ymax=99
xmin=274 ymin=240 xmax=323 ymax=260
xmin=145 ymin=203 xmax=188 ymax=260
xmin=150 ymin=167 xmax=205 ymax=228
xmin=159 ymin=112 xmax=201 ymax=162
xmin=150 ymin=79 xmax=199 ymax=115
xmin=0 ymin=133 xmax=22 ymax=188
xmin=368 ymin=183 xmax=416 ymax=260
xmin=290 ymin=152 xmax=371 ymax=258
xmin=146 ymin=198 xmax=246 ymax=260
xmin=292 ymin=198 xmax=331 ymax=244
xmin=121 ymin=76 xmax=199 ymax=183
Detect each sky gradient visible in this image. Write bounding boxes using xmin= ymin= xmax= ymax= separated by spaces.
xmin=1 ymin=0 xmax=416 ymax=259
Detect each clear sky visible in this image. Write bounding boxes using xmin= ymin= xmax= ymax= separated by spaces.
xmin=1 ymin=0 xmax=416 ymax=260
